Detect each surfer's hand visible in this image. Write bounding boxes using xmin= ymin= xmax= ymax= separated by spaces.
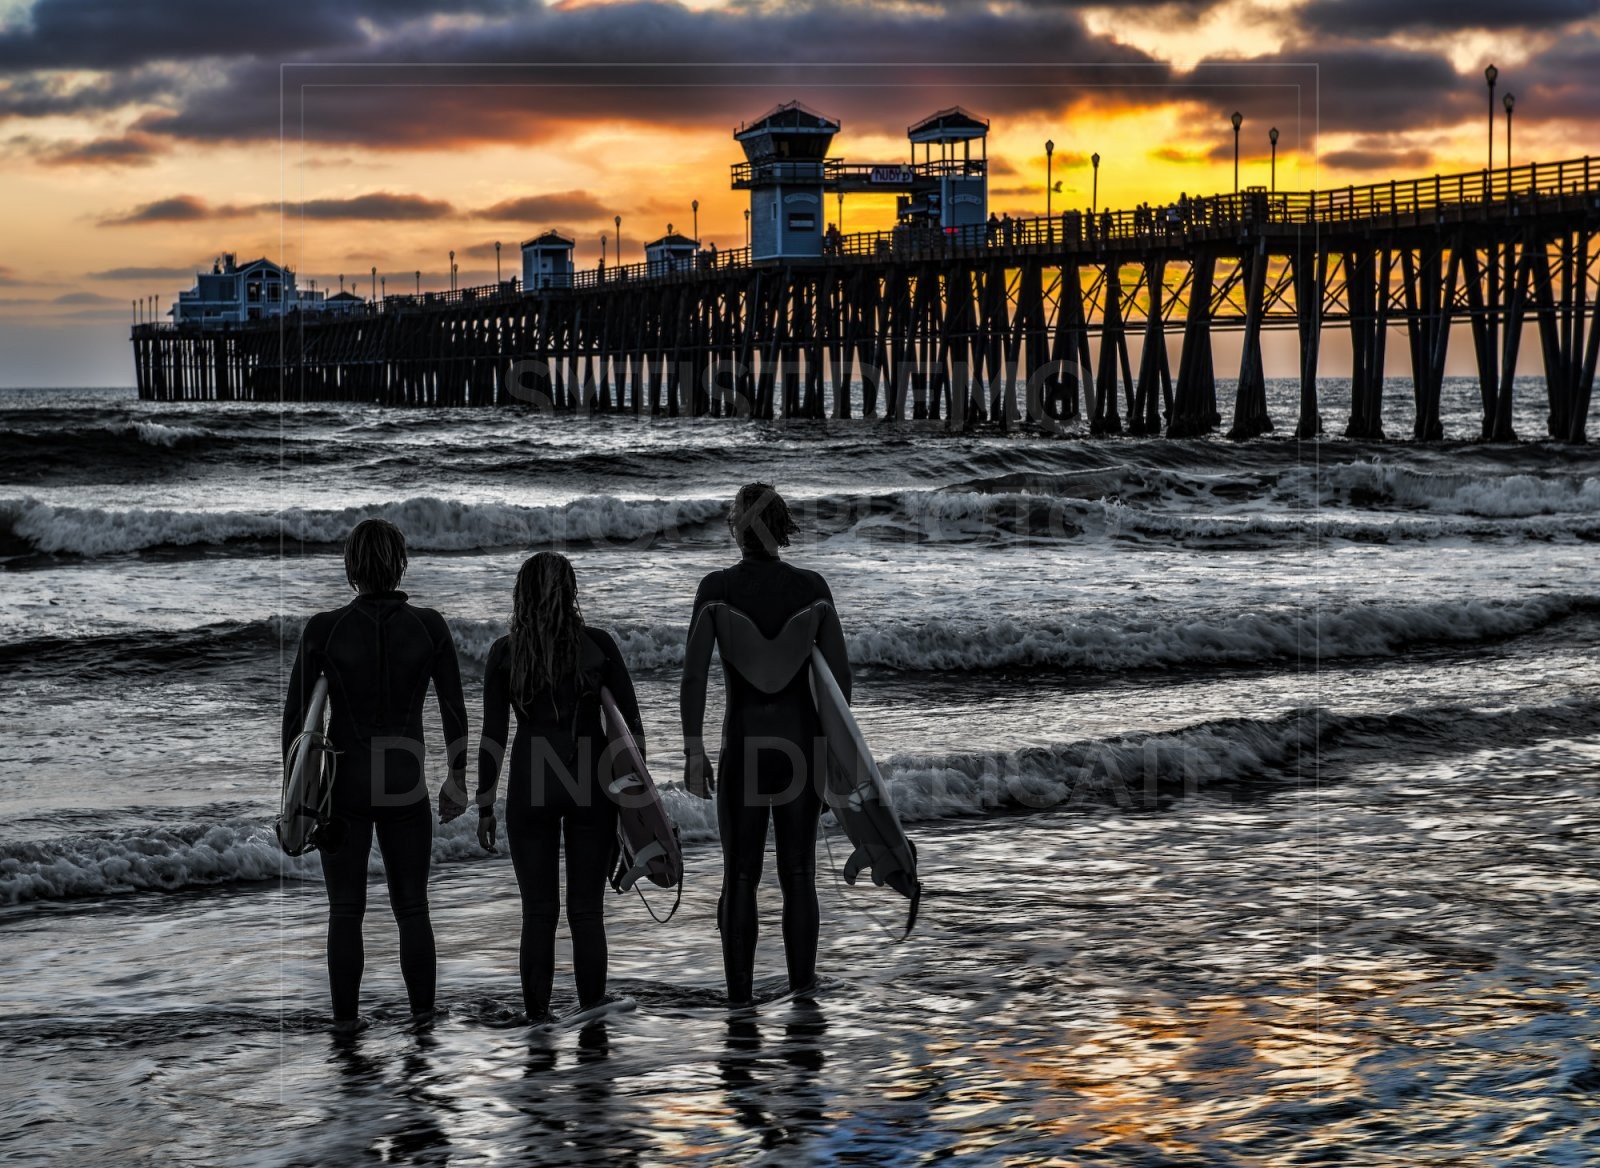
xmin=477 ymin=811 xmax=498 ymax=852
xmin=684 ymin=749 xmax=714 ymax=799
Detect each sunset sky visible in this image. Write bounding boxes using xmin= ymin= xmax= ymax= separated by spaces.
xmin=2 ymin=0 xmax=1597 ymax=386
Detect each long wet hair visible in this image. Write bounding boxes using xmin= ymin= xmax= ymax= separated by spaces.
xmin=344 ymin=518 xmax=408 ymax=593
xmin=508 ymin=551 xmax=586 ymax=706
xmin=728 ymin=482 xmax=799 ymax=557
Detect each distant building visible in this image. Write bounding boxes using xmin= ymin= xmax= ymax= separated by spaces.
xmin=644 ymin=230 xmax=699 ymax=275
xmin=521 ymin=231 xmax=575 ymax=290
xmin=171 ymin=253 xmax=329 ymax=323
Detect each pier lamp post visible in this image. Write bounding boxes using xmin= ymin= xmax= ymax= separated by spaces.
xmin=837 ymin=190 xmax=844 ymax=236
xmin=415 ymin=271 xmax=420 ymax=296
xmin=448 ymin=250 xmax=455 ymax=292
xmin=615 ymin=215 xmax=622 ymax=266
xmin=744 ymin=208 xmax=750 ymax=250
xmin=495 ymin=240 xmax=502 ymax=283
xmin=371 ymin=266 xmax=377 ymax=305
xmin=1230 ymin=111 xmax=1243 ymax=193
xmin=1045 ymin=139 xmax=1054 ymax=221
xmin=692 ymin=200 xmax=699 ymax=244
xmin=1091 ymin=152 xmax=1100 ymax=217
xmin=1485 ymin=64 xmax=1498 ymax=171
xmin=601 ymin=233 xmax=607 ymax=268
xmin=1504 ymin=92 xmax=1515 ymax=173
xmin=1269 ymin=127 xmax=1279 ymax=192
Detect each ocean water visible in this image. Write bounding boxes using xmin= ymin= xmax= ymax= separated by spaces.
xmin=1 ymin=379 xmax=1598 ymax=1165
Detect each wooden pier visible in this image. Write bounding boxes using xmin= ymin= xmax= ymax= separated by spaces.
xmin=132 ymin=156 xmax=1600 ymax=442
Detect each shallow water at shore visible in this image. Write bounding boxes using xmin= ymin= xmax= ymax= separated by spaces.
xmin=2 ymin=382 xmax=1599 ymax=1163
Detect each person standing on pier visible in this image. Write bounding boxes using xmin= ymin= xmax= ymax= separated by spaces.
xmin=681 ymin=483 xmax=851 ymax=1006
xmin=282 ymin=519 xmax=470 ymax=1033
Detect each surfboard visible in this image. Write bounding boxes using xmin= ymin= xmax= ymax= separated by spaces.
xmin=809 ymin=645 xmax=922 ymax=938
xmin=278 ymin=676 xmax=334 ymax=857
xmin=600 ymin=686 xmax=683 ymax=898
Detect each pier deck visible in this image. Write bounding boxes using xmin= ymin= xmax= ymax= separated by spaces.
xmin=132 ymin=156 xmax=1600 ymax=441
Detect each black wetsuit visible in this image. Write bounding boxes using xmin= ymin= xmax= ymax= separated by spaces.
xmin=478 ymin=627 xmax=644 ymax=1019
xmin=681 ymin=553 xmax=851 ymax=1002
xmin=282 ymin=590 xmax=469 ymax=1022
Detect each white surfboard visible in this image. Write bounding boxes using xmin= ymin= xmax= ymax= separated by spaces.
xmin=278 ymin=676 xmax=334 ymax=856
xmin=809 ymin=646 xmax=922 ymax=937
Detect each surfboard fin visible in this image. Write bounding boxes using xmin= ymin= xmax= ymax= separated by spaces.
xmin=901 ymin=881 xmax=922 ymax=941
xmin=842 ymin=846 xmax=870 ymax=885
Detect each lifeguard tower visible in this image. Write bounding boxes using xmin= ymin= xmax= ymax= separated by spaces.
xmin=732 ymin=101 xmax=839 ymax=261
xmin=521 ymin=231 xmax=574 ymax=290
xmin=904 ymin=107 xmax=989 ymax=233
xmin=644 ymin=230 xmax=699 ymax=275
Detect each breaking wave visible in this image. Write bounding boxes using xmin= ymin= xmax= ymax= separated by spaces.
xmin=9 ymin=594 xmax=1596 ymax=682
xmin=4 ymin=696 xmax=1591 ymax=906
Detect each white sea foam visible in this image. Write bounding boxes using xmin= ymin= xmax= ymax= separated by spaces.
xmin=130 ymin=421 xmax=209 ymax=447
xmin=1290 ymin=462 xmax=1600 ymax=518
xmin=0 ymin=494 xmax=728 ymax=557
xmin=7 ymin=696 xmax=1592 ymax=907
xmin=51 ymin=592 xmax=1600 ymax=676
xmin=0 ymin=712 xmax=1295 ymax=904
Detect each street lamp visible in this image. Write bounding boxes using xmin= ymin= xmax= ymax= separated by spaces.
xmin=1485 ymin=64 xmax=1498 ymax=171
xmin=1269 ymin=127 xmax=1279 ymax=192
xmin=1504 ymin=92 xmax=1515 ymax=173
xmin=614 ymin=215 xmax=622 ymax=266
xmin=448 ymin=250 xmax=455 ymax=292
xmin=744 ymin=208 xmax=750 ymax=249
xmin=371 ymin=265 xmax=377 ymax=304
xmin=495 ymin=240 xmax=502 ymax=283
xmin=415 ymin=270 xmax=420 ymax=296
xmin=692 ymin=199 xmax=699 ymax=243
xmin=601 ymin=233 xmax=607 ymax=268
xmin=1231 ymin=111 xmax=1243 ymax=193
xmin=1091 ymin=152 xmax=1100 ymax=216
xmin=1045 ymin=139 xmax=1054 ymax=220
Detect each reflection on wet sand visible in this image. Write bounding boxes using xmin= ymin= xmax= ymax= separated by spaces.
xmin=719 ymin=1006 xmax=830 ymax=1155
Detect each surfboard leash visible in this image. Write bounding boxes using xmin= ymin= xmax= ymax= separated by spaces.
xmin=820 ymin=823 xmax=917 ymax=943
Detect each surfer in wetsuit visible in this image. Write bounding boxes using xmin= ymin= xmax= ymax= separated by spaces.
xmin=475 ymin=552 xmax=646 ymax=1023
xmin=282 ymin=519 xmax=470 ymax=1033
xmin=681 ymin=483 xmax=851 ymax=1005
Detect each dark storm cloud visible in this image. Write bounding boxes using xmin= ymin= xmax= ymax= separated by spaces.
xmin=1510 ymin=32 xmax=1600 ymax=123
xmin=98 ymin=191 xmax=456 ymax=225
xmin=476 ymin=192 xmax=610 ymax=222
xmin=52 ymin=291 xmax=120 ymax=304
xmin=39 ymin=134 xmax=164 ymax=166
xmin=88 ymin=265 xmax=206 ymax=279
xmin=296 ymin=192 xmax=455 ymax=219
xmin=118 ymin=2 xmax=1168 ymax=147
xmin=1321 ymin=146 xmax=1435 ymax=171
xmin=1300 ymin=0 xmax=1598 ymax=36
xmin=0 ymin=68 xmax=178 ymax=118
xmin=97 ymin=196 xmax=255 ymax=225
xmin=1182 ymin=46 xmax=1471 ymax=139
xmin=0 ymin=0 xmax=524 ymax=70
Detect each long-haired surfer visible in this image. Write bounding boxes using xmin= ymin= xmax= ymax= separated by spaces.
xmin=681 ymin=483 xmax=851 ymax=1005
xmin=282 ymin=518 xmax=471 ymax=1033
xmin=475 ymin=552 xmax=647 ymax=1023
